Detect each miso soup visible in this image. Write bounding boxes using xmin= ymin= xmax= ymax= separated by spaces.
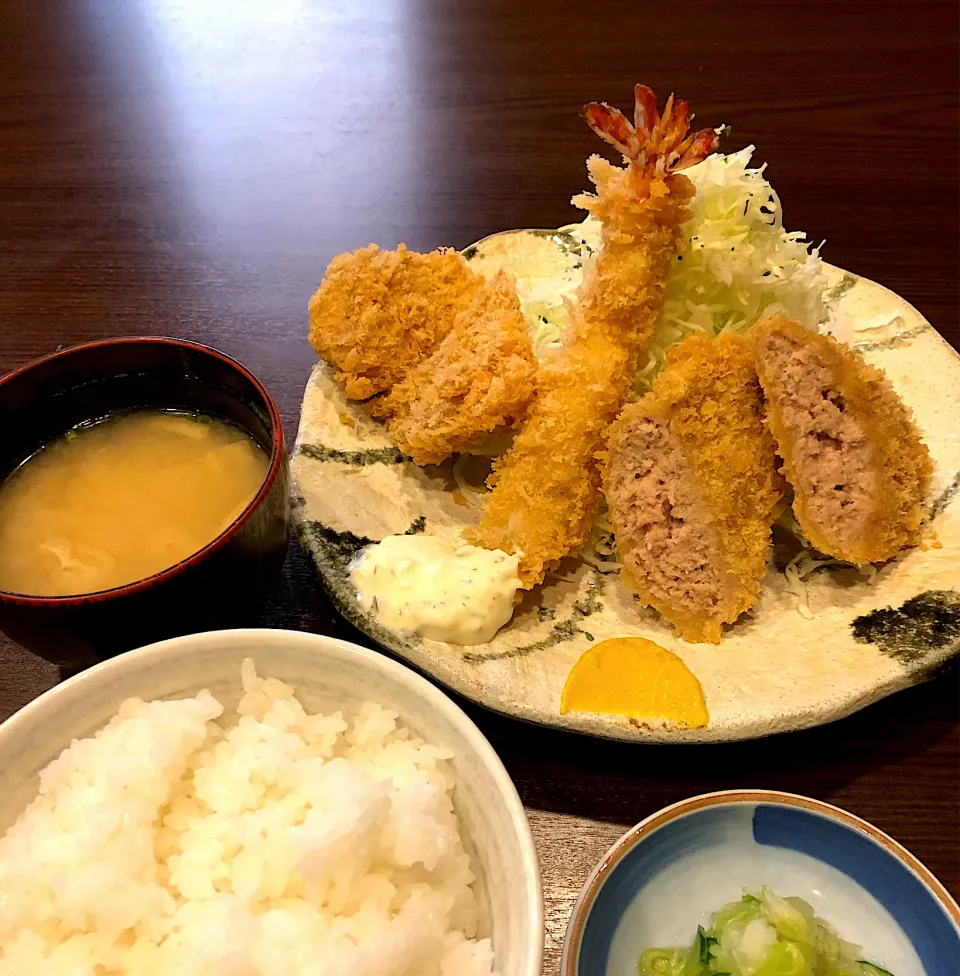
xmin=0 ymin=411 xmax=270 ymax=596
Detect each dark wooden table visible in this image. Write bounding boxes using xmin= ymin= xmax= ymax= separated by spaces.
xmin=2 ymin=1 xmax=958 ymax=969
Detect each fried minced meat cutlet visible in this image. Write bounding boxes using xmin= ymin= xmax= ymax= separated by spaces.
xmin=307 ymin=243 xmax=485 ymax=402
xmin=382 ymin=271 xmax=538 ymax=466
xmin=751 ymin=315 xmax=932 ymax=566
xmin=602 ymin=333 xmax=783 ymax=643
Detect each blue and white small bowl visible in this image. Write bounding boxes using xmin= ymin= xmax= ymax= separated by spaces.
xmin=561 ymin=790 xmax=959 ymax=976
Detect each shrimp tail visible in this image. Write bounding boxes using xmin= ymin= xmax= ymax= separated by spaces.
xmin=582 ymin=83 xmax=719 ymax=176
xmin=581 ymin=102 xmax=640 ymax=158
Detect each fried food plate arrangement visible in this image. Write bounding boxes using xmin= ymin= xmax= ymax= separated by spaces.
xmin=293 ymin=83 xmax=960 ymax=742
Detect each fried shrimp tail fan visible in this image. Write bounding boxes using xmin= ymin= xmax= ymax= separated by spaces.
xmin=751 ymin=315 xmax=932 ymax=565
xmin=603 ymin=333 xmax=783 ymax=643
xmin=466 ymin=84 xmax=720 ymax=588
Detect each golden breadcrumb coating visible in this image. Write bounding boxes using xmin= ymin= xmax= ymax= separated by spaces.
xmin=464 ymin=170 xmax=694 ymax=588
xmin=383 ymin=272 xmax=538 ymax=465
xmin=465 ymin=85 xmax=718 ymax=588
xmin=751 ymin=315 xmax=932 ymax=565
xmin=308 ymin=243 xmax=484 ymax=401
xmin=603 ymin=333 xmax=783 ymax=643
xmin=465 ymin=166 xmax=696 ymax=588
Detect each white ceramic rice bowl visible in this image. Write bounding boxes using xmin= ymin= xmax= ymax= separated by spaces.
xmin=0 ymin=628 xmax=543 ymax=976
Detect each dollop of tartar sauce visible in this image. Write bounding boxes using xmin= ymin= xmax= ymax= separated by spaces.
xmin=349 ymin=534 xmax=521 ymax=645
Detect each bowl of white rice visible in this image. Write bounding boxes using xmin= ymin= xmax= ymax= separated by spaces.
xmin=0 ymin=628 xmax=543 ymax=976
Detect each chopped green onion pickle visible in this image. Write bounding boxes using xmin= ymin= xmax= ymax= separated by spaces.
xmin=637 ymin=887 xmax=893 ymax=976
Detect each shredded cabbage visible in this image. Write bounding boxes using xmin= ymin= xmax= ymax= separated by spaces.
xmin=777 ymin=510 xmax=877 ymax=618
xmin=557 ymin=145 xmax=826 ymax=388
xmin=579 ymin=508 xmax=622 ymax=575
xmin=572 ymin=146 xmax=827 ymax=573
xmin=637 ymin=146 xmax=827 ymax=390
xmin=638 ymin=887 xmax=894 ymax=976
xmin=518 ymin=277 xmax=572 ymax=358
xmin=479 ymin=145 xmax=826 ymax=384
xmin=467 ymin=146 xmax=834 ymax=597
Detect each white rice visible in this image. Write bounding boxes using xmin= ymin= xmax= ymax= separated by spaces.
xmin=0 ymin=661 xmax=499 ymax=976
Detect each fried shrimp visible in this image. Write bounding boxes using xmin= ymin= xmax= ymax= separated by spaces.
xmin=751 ymin=315 xmax=932 ymax=565
xmin=383 ymin=271 xmax=539 ymax=465
xmin=603 ymin=333 xmax=783 ymax=643
xmin=465 ymin=84 xmax=719 ymax=587
xmin=308 ymin=243 xmax=485 ymax=402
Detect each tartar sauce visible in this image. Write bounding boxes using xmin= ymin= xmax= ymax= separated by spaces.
xmin=349 ymin=534 xmax=521 ymax=645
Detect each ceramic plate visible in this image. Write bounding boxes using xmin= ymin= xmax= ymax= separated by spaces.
xmin=291 ymin=222 xmax=960 ymax=743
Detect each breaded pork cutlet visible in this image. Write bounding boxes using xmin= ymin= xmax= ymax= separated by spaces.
xmin=751 ymin=315 xmax=932 ymax=565
xmin=603 ymin=333 xmax=783 ymax=643
xmin=308 ymin=243 xmax=485 ymax=403
xmin=308 ymin=245 xmax=539 ymax=465
xmin=383 ymin=271 xmax=538 ymax=466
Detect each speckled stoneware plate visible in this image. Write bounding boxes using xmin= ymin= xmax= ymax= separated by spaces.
xmin=291 ymin=223 xmax=960 ymax=743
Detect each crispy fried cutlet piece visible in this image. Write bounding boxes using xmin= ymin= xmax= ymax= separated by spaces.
xmin=465 ymin=330 xmax=635 ymax=589
xmin=382 ymin=272 xmax=538 ymax=465
xmin=308 ymin=244 xmax=485 ymax=401
xmin=464 ymin=85 xmax=720 ymax=589
xmin=751 ymin=315 xmax=932 ymax=565
xmin=603 ymin=333 xmax=783 ymax=643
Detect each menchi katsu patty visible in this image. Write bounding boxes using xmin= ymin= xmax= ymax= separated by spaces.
xmin=751 ymin=315 xmax=932 ymax=565
xmin=603 ymin=333 xmax=783 ymax=643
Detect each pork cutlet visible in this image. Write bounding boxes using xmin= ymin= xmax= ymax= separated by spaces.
xmin=308 ymin=243 xmax=485 ymax=403
xmin=383 ymin=271 xmax=538 ymax=465
xmin=308 ymin=245 xmax=538 ymax=464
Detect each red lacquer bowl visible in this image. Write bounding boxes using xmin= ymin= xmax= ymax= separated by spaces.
xmin=0 ymin=337 xmax=290 ymax=670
